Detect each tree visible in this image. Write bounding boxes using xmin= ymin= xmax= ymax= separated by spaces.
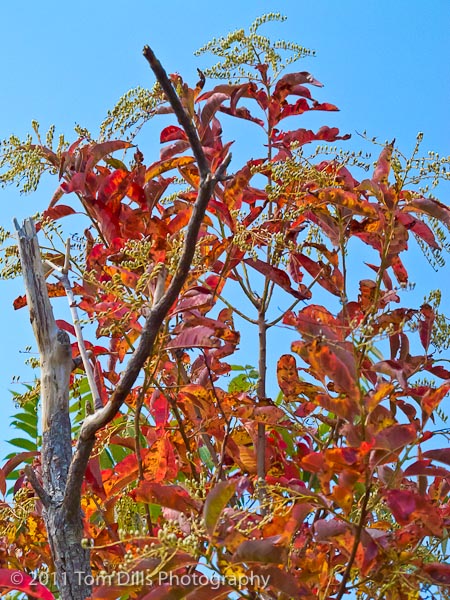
xmin=1 ymin=12 xmax=450 ymax=600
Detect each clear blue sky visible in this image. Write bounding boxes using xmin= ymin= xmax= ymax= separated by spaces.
xmin=0 ymin=0 xmax=449 ymax=456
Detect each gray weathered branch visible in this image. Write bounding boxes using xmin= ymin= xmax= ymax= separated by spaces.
xmin=14 ymin=217 xmax=92 ymax=599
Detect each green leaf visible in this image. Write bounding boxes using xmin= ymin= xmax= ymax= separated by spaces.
xmin=11 ymin=421 xmax=37 ymax=439
xmin=228 ymin=373 xmax=251 ymax=392
xmin=199 ymin=446 xmax=215 ymax=470
xmin=203 ymin=480 xmax=237 ymax=536
xmin=108 ymin=444 xmax=130 ymax=464
xmin=274 ymin=390 xmax=284 ymax=406
xmin=11 ymin=412 xmax=38 ymax=427
xmin=104 ymin=156 xmax=128 ymax=171
xmin=99 ymin=448 xmax=115 ymax=470
xmin=7 ymin=438 xmax=37 ymax=452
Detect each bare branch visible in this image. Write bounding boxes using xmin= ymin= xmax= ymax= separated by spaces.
xmin=14 ymin=218 xmax=58 ymax=354
xmin=142 ymin=45 xmax=210 ymax=178
xmin=64 ymin=44 xmax=231 ymax=511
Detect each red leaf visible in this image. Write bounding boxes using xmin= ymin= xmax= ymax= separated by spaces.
xmin=289 ymin=253 xmax=341 ymax=296
xmin=423 ymin=448 xmax=450 ymax=466
xmin=404 ymin=459 xmax=450 ymax=477
xmin=85 ymin=140 xmax=133 ymax=172
xmin=286 ymin=304 xmax=340 ymax=342
xmin=55 ymin=319 xmax=76 ymax=337
xmin=160 ymin=140 xmax=191 ymax=161
xmin=166 ymin=326 xmax=221 ymax=349
xmin=14 ymin=281 xmax=79 ymax=310
xmin=223 ymin=165 xmax=251 ymax=211
xmin=374 ymin=424 xmax=417 ymax=452
xmin=396 ymin=211 xmax=440 ymax=249
xmin=274 ymin=71 xmax=323 ymax=96
xmin=200 ymin=93 xmax=229 ymax=129
xmin=372 ymin=141 xmax=394 ymax=186
xmin=203 ymin=480 xmax=237 ymax=536
xmin=277 ymin=354 xmax=303 ymax=399
xmin=60 ymin=171 xmax=88 ymax=195
xmin=2 ymin=451 xmax=37 ymax=475
xmin=245 ymin=258 xmax=311 ymax=300
xmin=384 ymin=489 xmax=417 ymax=524
xmin=404 ymin=196 xmax=450 ymax=230
xmin=206 ymin=198 xmax=234 ymax=230
xmin=97 ymin=169 xmax=131 ymax=209
xmin=13 ymin=295 xmax=27 ymax=310
xmin=150 ymin=391 xmax=169 ymax=429
xmin=145 ymin=156 xmax=195 ymax=181
xmin=418 ymin=303 xmax=435 ymax=351
xmin=232 ymin=536 xmax=287 ymax=565
xmin=160 ymin=125 xmax=188 ymax=143
xmin=423 ymin=563 xmax=450 ymax=585
xmin=0 ymin=569 xmax=54 ymax=600
xmin=317 ymin=187 xmax=378 ymax=218
xmin=275 ymin=100 xmax=339 ymax=124
xmin=0 ymin=468 xmax=6 ymax=496
xmin=292 ymin=338 xmax=359 ymax=401
xmin=170 ymin=287 xmax=213 ymax=316
xmin=218 ymin=105 xmax=265 ymax=127
xmin=40 ymin=204 xmax=76 ymax=224
xmin=133 ymin=483 xmax=201 ymax=513
xmin=425 ymin=363 xmax=450 ymax=379
xmin=85 ymin=456 xmax=106 ymax=497
xmin=272 ymin=126 xmax=351 ymax=156
xmin=390 ymin=255 xmax=408 ymax=285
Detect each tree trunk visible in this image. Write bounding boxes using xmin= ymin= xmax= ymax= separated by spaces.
xmin=15 ymin=218 xmax=92 ymax=600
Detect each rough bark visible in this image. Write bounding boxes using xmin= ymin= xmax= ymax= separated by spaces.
xmin=15 ymin=218 xmax=92 ymax=600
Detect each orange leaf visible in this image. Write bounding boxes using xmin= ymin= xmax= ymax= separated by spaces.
xmin=421 ymin=382 xmax=450 ymax=419
xmin=277 ymin=354 xmax=304 ymax=399
xmin=143 ymin=435 xmax=177 ymax=483
xmin=145 ymin=156 xmax=195 ymax=182
xmin=223 ymin=165 xmax=251 ymax=211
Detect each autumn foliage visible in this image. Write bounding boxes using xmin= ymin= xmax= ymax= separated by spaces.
xmin=2 ymin=14 xmax=450 ymax=600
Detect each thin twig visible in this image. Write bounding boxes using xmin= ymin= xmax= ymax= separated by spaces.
xmin=45 ymin=240 xmax=102 ymax=410
xmin=335 ymin=485 xmax=372 ymax=600
xmin=134 ymin=378 xmax=153 ymax=535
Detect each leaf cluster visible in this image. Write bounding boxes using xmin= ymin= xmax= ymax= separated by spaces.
xmin=1 ymin=14 xmax=450 ymax=600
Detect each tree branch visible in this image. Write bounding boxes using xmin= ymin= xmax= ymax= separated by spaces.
xmin=142 ymin=45 xmax=210 ymax=178
xmin=45 ymin=238 xmax=102 ymax=411
xmin=13 ymin=218 xmax=57 ymax=358
xmin=64 ymin=44 xmax=231 ymax=513
xmin=24 ymin=465 xmax=51 ymax=508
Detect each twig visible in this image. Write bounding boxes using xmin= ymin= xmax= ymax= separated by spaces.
xmin=335 ymin=485 xmax=372 ymax=600
xmin=257 ymin=313 xmax=268 ymax=515
xmin=45 ymin=238 xmax=102 ymax=410
xmin=24 ymin=465 xmax=51 ymax=508
xmin=134 ymin=379 xmax=153 ymax=535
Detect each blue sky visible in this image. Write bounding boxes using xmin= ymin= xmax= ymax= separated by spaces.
xmin=0 ymin=0 xmax=449 ymax=456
